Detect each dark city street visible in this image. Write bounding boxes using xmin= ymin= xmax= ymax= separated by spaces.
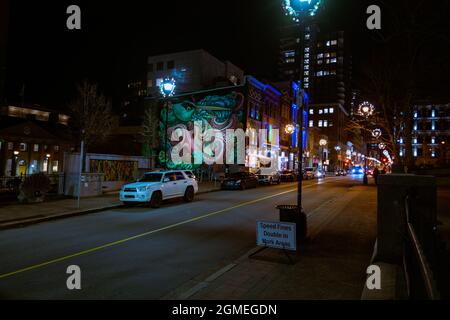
xmin=1 ymin=0 xmax=450 ymax=312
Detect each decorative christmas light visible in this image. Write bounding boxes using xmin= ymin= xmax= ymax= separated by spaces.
xmin=372 ymin=128 xmax=382 ymax=139
xmin=282 ymin=0 xmax=323 ymax=22
xmin=319 ymin=139 xmax=327 ymax=146
xmin=378 ymin=142 xmax=386 ymax=150
xmin=357 ymin=101 xmax=375 ymax=118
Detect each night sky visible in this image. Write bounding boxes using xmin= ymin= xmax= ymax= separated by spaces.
xmin=4 ymin=0 xmax=449 ymax=108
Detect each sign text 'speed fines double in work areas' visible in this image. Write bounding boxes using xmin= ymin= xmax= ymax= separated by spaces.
xmin=256 ymin=221 xmax=296 ymax=251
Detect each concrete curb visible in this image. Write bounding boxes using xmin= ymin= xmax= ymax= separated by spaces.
xmin=0 ymin=187 xmax=222 ymax=230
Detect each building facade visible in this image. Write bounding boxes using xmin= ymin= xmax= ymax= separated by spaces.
xmin=0 ymin=105 xmax=72 ymax=177
xmin=399 ymin=103 xmax=450 ymax=167
xmin=279 ymin=22 xmax=353 ymax=171
xmin=146 ymin=49 xmax=244 ymax=97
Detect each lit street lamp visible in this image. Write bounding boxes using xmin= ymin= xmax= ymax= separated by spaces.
xmin=160 ymin=78 xmax=176 ymax=169
xmin=335 ymin=145 xmax=342 ymax=170
xmin=285 ymin=124 xmax=295 ymax=170
xmin=319 ymin=138 xmax=327 ymax=171
xmin=357 ymin=101 xmax=375 ymax=185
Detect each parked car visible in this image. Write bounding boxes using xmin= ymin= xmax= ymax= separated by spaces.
xmin=335 ymin=169 xmax=347 ymax=176
xmin=257 ymin=171 xmax=281 ymax=185
xmin=119 ymin=170 xmax=198 ymax=208
xmin=280 ymin=170 xmax=297 ymax=182
xmin=221 ymin=172 xmax=259 ymax=190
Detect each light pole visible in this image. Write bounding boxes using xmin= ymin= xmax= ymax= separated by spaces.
xmin=160 ymin=78 xmax=176 ymax=170
xmin=335 ymin=145 xmax=341 ymax=170
xmin=285 ymin=124 xmax=295 ymax=170
xmin=319 ymin=138 xmax=327 ymax=172
xmin=357 ymin=101 xmax=375 ymax=185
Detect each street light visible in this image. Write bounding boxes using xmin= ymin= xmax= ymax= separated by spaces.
xmin=335 ymin=145 xmax=342 ymax=170
xmin=319 ymin=138 xmax=327 ymax=171
xmin=358 ymin=101 xmax=375 ymax=185
xmin=160 ymin=78 xmax=176 ymax=169
xmin=285 ymin=124 xmax=295 ymax=170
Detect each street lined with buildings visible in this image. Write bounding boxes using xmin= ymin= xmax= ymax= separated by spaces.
xmin=0 ymin=176 xmax=377 ymax=299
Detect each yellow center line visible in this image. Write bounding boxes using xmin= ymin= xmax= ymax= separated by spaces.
xmin=0 ymin=185 xmax=319 ymax=280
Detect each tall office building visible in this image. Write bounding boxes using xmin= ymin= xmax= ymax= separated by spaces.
xmin=279 ymin=22 xmax=353 ymax=170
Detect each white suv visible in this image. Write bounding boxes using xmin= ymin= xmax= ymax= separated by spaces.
xmin=120 ymin=170 xmax=198 ymax=208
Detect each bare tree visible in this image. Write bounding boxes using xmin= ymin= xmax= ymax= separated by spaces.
xmin=141 ymin=100 xmax=160 ymax=168
xmin=69 ymin=80 xmax=114 ymax=169
xmin=359 ymin=0 xmax=450 ymax=170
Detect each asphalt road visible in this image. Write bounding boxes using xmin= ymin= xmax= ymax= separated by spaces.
xmin=0 ymin=175 xmax=363 ymax=299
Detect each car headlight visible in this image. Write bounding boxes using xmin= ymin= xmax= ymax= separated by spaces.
xmin=236 ymin=180 xmax=241 ymax=184
xmin=137 ymin=186 xmax=151 ymax=192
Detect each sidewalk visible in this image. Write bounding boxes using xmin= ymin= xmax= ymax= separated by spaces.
xmin=0 ymin=181 xmax=221 ymax=229
xmin=165 ymin=185 xmax=377 ymax=300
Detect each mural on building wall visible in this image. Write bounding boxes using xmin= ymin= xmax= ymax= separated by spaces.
xmin=89 ymin=160 xmax=137 ymax=182
xmin=159 ymin=91 xmax=245 ymax=169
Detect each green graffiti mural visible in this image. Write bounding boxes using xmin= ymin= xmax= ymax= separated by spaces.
xmin=159 ymin=92 xmax=245 ymax=169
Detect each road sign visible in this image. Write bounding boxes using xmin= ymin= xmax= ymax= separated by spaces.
xmin=256 ymin=221 xmax=297 ymax=251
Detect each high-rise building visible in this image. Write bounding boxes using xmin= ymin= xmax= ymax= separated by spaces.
xmin=399 ymin=102 xmax=450 ymax=166
xmin=279 ymin=22 xmax=353 ymax=171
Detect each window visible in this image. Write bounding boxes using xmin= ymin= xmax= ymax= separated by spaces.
xmin=148 ymin=63 xmax=154 ymax=72
xmin=324 ymin=108 xmax=328 ymax=114
xmin=286 ymin=58 xmax=295 ymax=63
xmin=54 ymin=145 xmax=60 ymax=152
xmin=329 ymin=108 xmax=334 ymax=114
xmin=431 ymin=110 xmax=436 ymax=117
xmin=319 ymin=109 xmax=323 ymax=114
xmin=317 ymin=60 xmax=323 ymax=65
xmin=304 ymin=77 xmax=309 ymax=83
xmin=304 ymin=71 xmax=309 ymax=76
xmin=431 ymin=137 xmax=436 ymax=144
xmin=8 ymin=142 xmax=13 ymax=150
xmin=284 ymin=50 xmax=295 ymax=57
xmin=147 ymin=79 xmax=153 ymax=88
xmin=164 ymin=173 xmax=177 ymax=182
xmin=304 ymin=65 xmax=309 ymax=70
xmin=317 ymin=53 xmax=323 ymax=59
xmin=305 ymin=34 xmax=310 ymax=40
xmin=20 ymin=143 xmax=27 ymax=151
xmin=324 ymin=120 xmax=328 ymax=127
xmin=156 ymin=62 xmax=164 ymax=71
xmin=328 ymin=120 xmax=334 ymax=127
xmin=33 ymin=144 xmax=39 ymax=152
xmin=174 ymin=172 xmax=186 ymax=180
xmin=304 ymin=47 xmax=310 ymax=53
xmin=309 ymin=120 xmax=314 ymax=127
xmin=317 ymin=71 xmax=323 ymax=76
xmin=52 ymin=161 xmax=59 ymax=173
xmin=167 ymin=60 xmax=175 ymax=69
xmin=331 ymin=40 xmax=337 ymax=45
xmin=304 ymin=83 xmax=309 ymax=88
xmin=318 ymin=120 xmax=323 ymax=127
xmin=304 ymin=59 xmax=309 ymax=64
xmin=309 ymin=109 xmax=314 ymax=115
xmin=331 ymin=58 xmax=337 ymax=63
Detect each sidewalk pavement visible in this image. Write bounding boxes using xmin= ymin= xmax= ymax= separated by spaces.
xmin=0 ymin=181 xmax=221 ymax=230
xmin=164 ymin=184 xmax=378 ymax=300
